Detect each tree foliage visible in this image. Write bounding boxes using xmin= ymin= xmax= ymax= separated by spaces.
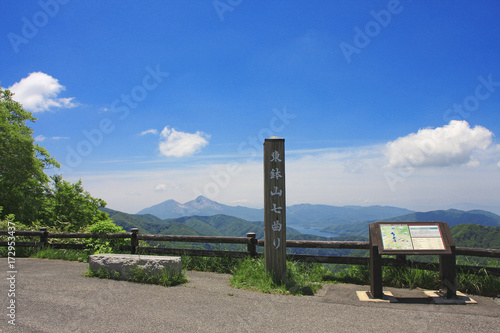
xmin=451 ymin=224 xmax=500 ymax=249
xmin=40 ymin=175 xmax=109 ymax=232
xmin=0 ymin=88 xmax=59 ymax=223
xmin=0 ymin=86 xmax=111 ymax=231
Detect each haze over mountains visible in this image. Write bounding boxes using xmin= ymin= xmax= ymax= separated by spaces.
xmin=98 ymin=195 xmax=500 ymax=252
xmin=128 ymin=196 xmax=500 ymax=243
xmin=103 ymin=195 xmax=500 ymax=250
xmin=137 ymin=196 xmax=414 ymax=227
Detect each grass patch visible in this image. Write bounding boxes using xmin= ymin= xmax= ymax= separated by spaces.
xmin=322 ymin=264 xmax=500 ymax=297
xmin=84 ymin=266 xmax=188 ymax=287
xmin=383 ymin=266 xmax=440 ymax=290
xmin=322 ymin=265 xmax=371 ymax=285
xmin=29 ymin=247 xmax=90 ymax=262
xmin=128 ymin=267 xmax=188 ymax=287
xmin=457 ymin=268 xmax=500 ymax=297
xmin=181 ymin=255 xmax=242 ymax=274
xmin=230 ymin=257 xmax=324 ymax=295
xmin=0 ymin=246 xmax=36 ymax=258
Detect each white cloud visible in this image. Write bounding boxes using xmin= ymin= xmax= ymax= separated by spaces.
xmin=140 ymin=129 xmax=158 ymax=136
xmin=8 ymin=72 xmax=77 ymax=112
xmin=385 ymin=120 xmax=493 ymax=168
xmin=61 ymin=140 xmax=500 ymax=214
xmin=154 ymin=184 xmax=168 ymax=192
xmin=159 ymin=126 xmax=210 ymax=157
xmin=34 ymin=135 xmax=69 ymax=142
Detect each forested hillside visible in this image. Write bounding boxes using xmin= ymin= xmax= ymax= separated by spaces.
xmin=105 ymin=209 xmax=266 ymax=238
xmin=451 ymin=224 xmax=500 ymax=249
xmin=321 ymin=209 xmax=500 ymax=238
xmin=383 ymin=209 xmax=500 ymax=227
xmin=105 ymin=206 xmax=500 ymax=250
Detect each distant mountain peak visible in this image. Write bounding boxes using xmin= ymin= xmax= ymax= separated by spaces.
xmin=193 ymin=195 xmax=215 ymax=203
xmin=137 ymin=195 xmax=257 ymax=219
xmin=187 ymin=195 xmax=223 ymax=210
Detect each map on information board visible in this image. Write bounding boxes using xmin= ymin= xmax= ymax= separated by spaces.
xmin=379 ymin=223 xmax=446 ymax=251
xmin=380 ymin=224 xmax=413 ymax=250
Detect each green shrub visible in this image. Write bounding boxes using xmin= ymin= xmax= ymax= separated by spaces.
xmin=85 ymin=219 xmax=127 ymax=254
xmin=0 ymin=211 xmax=38 ymax=257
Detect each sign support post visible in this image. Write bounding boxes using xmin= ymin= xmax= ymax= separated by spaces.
xmin=369 ymin=223 xmax=384 ymax=299
xmin=439 ymin=223 xmax=457 ymax=298
xmin=264 ymin=137 xmax=286 ymax=282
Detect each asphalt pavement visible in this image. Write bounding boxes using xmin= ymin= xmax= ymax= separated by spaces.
xmin=0 ymin=258 xmax=499 ymax=332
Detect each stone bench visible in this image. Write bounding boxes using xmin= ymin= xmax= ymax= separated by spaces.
xmin=89 ymin=254 xmax=182 ymax=281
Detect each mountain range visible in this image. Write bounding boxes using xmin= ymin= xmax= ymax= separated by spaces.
xmin=103 ymin=206 xmax=500 ymax=250
xmin=137 ymin=196 xmax=414 ymax=227
xmin=105 ymin=196 xmax=500 ymax=248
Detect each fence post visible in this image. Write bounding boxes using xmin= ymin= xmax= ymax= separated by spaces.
xmin=131 ymin=228 xmax=139 ymax=254
xmin=39 ymin=227 xmax=48 ymax=247
xmin=246 ymin=233 xmax=256 ymax=256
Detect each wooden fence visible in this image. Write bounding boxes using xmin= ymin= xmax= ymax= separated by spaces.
xmin=1 ymin=228 xmax=499 ymax=276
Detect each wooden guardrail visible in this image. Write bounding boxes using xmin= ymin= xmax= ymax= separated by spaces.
xmin=1 ymin=228 xmax=499 ymax=275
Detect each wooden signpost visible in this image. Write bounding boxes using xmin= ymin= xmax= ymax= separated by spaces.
xmin=369 ymin=221 xmax=456 ymax=299
xmin=264 ymin=137 xmax=286 ymax=282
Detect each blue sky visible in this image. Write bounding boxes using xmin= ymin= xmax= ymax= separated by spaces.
xmin=2 ymin=0 xmax=500 ymax=214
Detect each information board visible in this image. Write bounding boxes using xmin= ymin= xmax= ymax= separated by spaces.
xmin=369 ymin=221 xmax=456 ymax=299
xmin=374 ymin=222 xmax=452 ymax=255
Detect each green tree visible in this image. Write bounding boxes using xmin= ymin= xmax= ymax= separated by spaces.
xmin=41 ymin=175 xmax=109 ymax=232
xmin=1 ymin=86 xmax=111 ymax=231
xmin=0 ymin=87 xmax=59 ymax=223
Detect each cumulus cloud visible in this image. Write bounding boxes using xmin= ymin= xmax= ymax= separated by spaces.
xmin=140 ymin=129 xmax=158 ymax=136
xmin=386 ymin=120 xmax=493 ymax=168
xmin=159 ymin=126 xmax=210 ymax=157
xmin=8 ymin=72 xmax=77 ymax=112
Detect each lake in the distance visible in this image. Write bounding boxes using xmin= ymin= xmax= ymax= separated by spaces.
xmin=288 ymin=224 xmax=338 ymax=238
